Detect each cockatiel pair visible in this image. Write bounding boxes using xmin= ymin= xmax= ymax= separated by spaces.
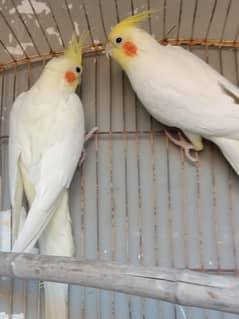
xmin=8 ymin=9 xmax=239 ymax=319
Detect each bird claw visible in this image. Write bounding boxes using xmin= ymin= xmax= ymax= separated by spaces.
xmin=165 ymin=130 xmax=198 ymax=163
xmin=78 ymin=127 xmax=98 ymax=169
xmin=184 ymin=144 xmax=198 ymax=163
xmin=79 ymin=149 xmax=86 ymax=167
xmin=85 ymin=126 xmax=98 ymax=143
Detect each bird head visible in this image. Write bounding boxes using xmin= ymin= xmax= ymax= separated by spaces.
xmin=106 ymin=10 xmax=158 ymax=70
xmin=43 ymin=34 xmax=84 ymax=92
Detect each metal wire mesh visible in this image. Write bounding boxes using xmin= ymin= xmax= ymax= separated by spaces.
xmin=1 ymin=0 xmax=239 ymax=318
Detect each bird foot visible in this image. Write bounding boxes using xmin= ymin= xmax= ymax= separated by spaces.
xmin=84 ymin=126 xmax=98 ymax=143
xmin=78 ymin=126 xmax=98 ymax=169
xmin=79 ymin=149 xmax=86 ymax=167
xmin=164 ymin=130 xmax=198 ymax=162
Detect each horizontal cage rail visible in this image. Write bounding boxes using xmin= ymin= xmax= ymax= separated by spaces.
xmin=0 ymin=39 xmax=239 ymax=71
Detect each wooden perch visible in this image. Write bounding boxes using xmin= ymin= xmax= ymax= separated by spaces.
xmin=0 ymin=251 xmax=239 ymax=314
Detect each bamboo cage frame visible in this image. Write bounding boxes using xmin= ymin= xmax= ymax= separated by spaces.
xmin=1 ymin=0 xmax=239 ymax=317
xmin=1 ymin=251 xmax=239 ymax=315
xmin=0 ymin=0 xmax=239 ymax=71
xmin=0 ymin=38 xmax=239 ymax=71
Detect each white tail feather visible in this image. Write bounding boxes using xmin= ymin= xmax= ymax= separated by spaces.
xmin=39 ymin=191 xmax=74 ymax=319
xmin=44 ymin=282 xmax=69 ymax=319
xmin=211 ymin=137 xmax=239 ymax=175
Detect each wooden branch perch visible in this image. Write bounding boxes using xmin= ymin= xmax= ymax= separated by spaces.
xmin=0 ymin=251 xmax=239 ymax=314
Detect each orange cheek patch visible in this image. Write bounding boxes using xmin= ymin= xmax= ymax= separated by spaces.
xmin=65 ymin=71 xmax=76 ymax=84
xmin=123 ymin=41 xmax=137 ymax=57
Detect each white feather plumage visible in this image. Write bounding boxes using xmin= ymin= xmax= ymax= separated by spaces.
xmin=9 ymin=55 xmax=84 ymax=319
xmin=120 ymin=28 xmax=239 ymax=174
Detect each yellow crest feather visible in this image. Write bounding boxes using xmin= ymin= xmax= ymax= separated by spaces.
xmin=119 ymin=10 xmax=157 ymax=27
xmin=64 ymin=33 xmax=83 ymax=65
xmin=109 ymin=10 xmax=159 ymax=40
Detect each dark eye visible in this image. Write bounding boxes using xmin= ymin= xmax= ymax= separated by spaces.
xmin=115 ymin=37 xmax=122 ymax=44
xmin=76 ymin=66 xmax=81 ymax=73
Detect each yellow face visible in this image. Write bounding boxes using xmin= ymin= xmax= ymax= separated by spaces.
xmin=107 ymin=10 xmax=156 ymax=70
xmin=108 ymin=26 xmax=138 ymax=70
xmin=63 ymin=33 xmax=83 ymax=89
xmin=63 ymin=63 xmax=82 ymax=90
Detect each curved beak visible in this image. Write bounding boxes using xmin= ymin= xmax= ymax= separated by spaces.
xmin=105 ymin=42 xmax=112 ymax=59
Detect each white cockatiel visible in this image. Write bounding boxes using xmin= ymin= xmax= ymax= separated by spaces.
xmin=9 ymin=35 xmax=85 ymax=318
xmin=107 ymin=11 xmax=239 ymax=174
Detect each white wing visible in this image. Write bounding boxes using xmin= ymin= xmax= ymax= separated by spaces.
xmin=131 ymin=44 xmax=239 ymax=138
xmin=156 ymin=84 xmax=239 ymax=138
xmin=12 ymin=94 xmax=84 ymax=252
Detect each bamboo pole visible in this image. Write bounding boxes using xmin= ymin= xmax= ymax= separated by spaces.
xmin=0 ymin=252 xmax=239 ymax=314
